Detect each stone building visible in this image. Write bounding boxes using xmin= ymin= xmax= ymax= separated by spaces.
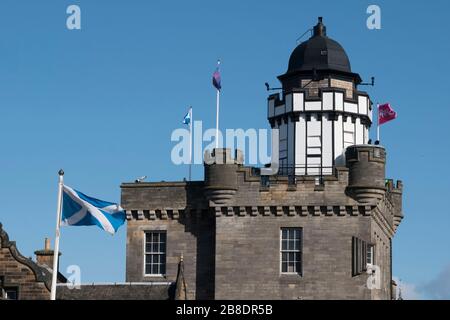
xmin=0 ymin=224 xmax=62 ymax=300
xmin=0 ymin=222 xmax=182 ymax=300
xmin=1 ymin=17 xmax=403 ymax=300
xmin=122 ymin=18 xmax=403 ymax=300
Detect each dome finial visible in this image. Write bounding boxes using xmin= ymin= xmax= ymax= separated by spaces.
xmin=313 ymin=16 xmax=326 ymax=37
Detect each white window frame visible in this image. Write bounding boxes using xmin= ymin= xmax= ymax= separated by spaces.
xmin=367 ymin=244 xmax=375 ymax=267
xmin=280 ymin=228 xmax=302 ymax=275
xmin=144 ymin=231 xmax=167 ymax=277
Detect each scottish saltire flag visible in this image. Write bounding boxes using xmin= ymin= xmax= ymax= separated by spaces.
xmin=378 ymin=103 xmax=397 ymax=125
xmin=61 ymin=185 xmax=126 ymax=235
xmin=212 ymin=67 xmax=221 ymax=91
xmin=182 ymin=109 xmax=191 ymax=125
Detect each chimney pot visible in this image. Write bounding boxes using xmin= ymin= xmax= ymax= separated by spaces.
xmin=35 ymin=238 xmax=60 ymax=270
xmin=45 ymin=238 xmax=51 ymax=250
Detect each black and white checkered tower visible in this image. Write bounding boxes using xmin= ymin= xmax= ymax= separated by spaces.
xmin=268 ymin=17 xmax=373 ymax=176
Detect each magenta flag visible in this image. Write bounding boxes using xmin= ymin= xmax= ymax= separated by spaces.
xmin=212 ymin=67 xmax=221 ymax=91
xmin=378 ymin=103 xmax=397 ymax=125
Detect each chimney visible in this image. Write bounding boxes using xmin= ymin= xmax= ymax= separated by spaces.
xmin=35 ymin=238 xmax=61 ymax=270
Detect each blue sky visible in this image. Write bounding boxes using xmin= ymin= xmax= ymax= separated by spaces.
xmin=0 ymin=0 xmax=449 ymax=299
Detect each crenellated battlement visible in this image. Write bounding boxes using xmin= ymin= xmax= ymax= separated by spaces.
xmin=122 ymin=146 xmax=401 ymax=220
xmin=385 ymin=179 xmax=403 ymax=193
xmin=267 ymin=88 xmax=372 ymax=128
xmin=267 ymin=81 xmax=373 ymax=177
xmin=121 ymin=147 xmax=402 ymax=210
xmin=204 ymin=148 xmax=244 ymax=165
xmin=385 ymin=179 xmax=403 ymax=231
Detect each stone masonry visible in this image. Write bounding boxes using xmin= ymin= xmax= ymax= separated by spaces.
xmin=0 ymin=224 xmax=51 ymax=300
xmin=121 ymin=146 xmax=403 ymax=300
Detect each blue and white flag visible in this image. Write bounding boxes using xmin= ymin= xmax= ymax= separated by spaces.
xmin=61 ymin=185 xmax=126 ymax=235
xmin=182 ymin=109 xmax=191 ymax=125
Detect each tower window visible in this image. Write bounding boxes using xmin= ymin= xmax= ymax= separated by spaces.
xmin=144 ymin=231 xmax=167 ymax=276
xmin=280 ymin=228 xmax=302 ymax=275
xmin=343 ymin=130 xmax=355 ymax=148
xmin=4 ymin=288 xmax=18 ymax=300
xmin=367 ymin=244 xmax=375 ymax=266
xmin=352 ymin=236 xmax=368 ymax=276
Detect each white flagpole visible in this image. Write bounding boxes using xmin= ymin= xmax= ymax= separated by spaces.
xmin=50 ymin=169 xmax=64 ymax=300
xmin=215 ymin=90 xmax=220 ymax=149
xmin=215 ymin=59 xmax=220 ymax=149
xmin=189 ymin=107 xmax=192 ymax=181
xmin=376 ymin=103 xmax=380 ymax=142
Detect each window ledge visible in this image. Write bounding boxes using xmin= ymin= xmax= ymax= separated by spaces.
xmin=279 ymin=274 xmax=303 ymax=284
xmin=143 ymin=275 xmax=167 ymax=281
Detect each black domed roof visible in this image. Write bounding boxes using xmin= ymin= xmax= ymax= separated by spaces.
xmin=287 ymin=18 xmax=351 ymax=73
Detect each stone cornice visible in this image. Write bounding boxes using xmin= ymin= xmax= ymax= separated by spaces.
xmin=125 ymin=205 xmax=376 ymax=220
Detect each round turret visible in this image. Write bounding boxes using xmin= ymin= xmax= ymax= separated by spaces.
xmin=204 ymin=148 xmax=243 ymax=205
xmin=346 ymin=145 xmax=386 ymax=203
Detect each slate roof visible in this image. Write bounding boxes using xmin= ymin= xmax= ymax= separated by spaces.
xmin=56 ymin=283 xmax=175 ymax=300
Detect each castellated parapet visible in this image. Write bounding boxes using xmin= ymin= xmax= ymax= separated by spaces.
xmin=121 ymin=146 xmax=403 ymax=300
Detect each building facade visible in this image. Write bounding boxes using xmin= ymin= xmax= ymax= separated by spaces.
xmin=121 ymin=18 xmax=404 ymax=300
xmin=0 ymin=224 xmax=53 ymax=300
xmin=0 ymin=222 xmax=179 ymax=300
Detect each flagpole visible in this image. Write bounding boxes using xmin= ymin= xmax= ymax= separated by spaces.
xmin=376 ymin=103 xmax=380 ymax=142
xmin=189 ymin=107 xmax=192 ymax=181
xmin=215 ymin=59 xmax=221 ymax=149
xmin=50 ymin=169 xmax=64 ymax=300
xmin=215 ymin=89 xmax=220 ymax=149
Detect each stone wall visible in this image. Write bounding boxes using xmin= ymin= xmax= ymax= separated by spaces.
xmin=215 ymin=214 xmax=371 ymax=300
xmin=0 ymin=225 xmax=50 ymax=300
xmin=330 ymin=78 xmax=353 ymax=98
xmin=370 ymin=211 xmax=393 ymax=300
xmin=121 ymin=147 xmax=402 ymax=300
xmin=126 ymin=213 xmax=215 ymax=300
xmin=301 ymin=79 xmax=329 ymax=97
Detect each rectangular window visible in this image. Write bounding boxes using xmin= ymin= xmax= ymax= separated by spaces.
xmin=5 ymin=288 xmax=18 ymax=300
xmin=352 ymin=236 xmax=368 ymax=276
xmin=144 ymin=231 xmax=166 ymax=276
xmin=367 ymin=244 xmax=374 ymax=266
xmin=280 ymin=228 xmax=302 ymax=275
xmin=343 ymin=130 xmax=355 ymax=148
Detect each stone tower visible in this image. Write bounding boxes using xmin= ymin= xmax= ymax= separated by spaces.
xmin=121 ymin=17 xmax=403 ymax=300
xmin=268 ymin=17 xmax=371 ymax=175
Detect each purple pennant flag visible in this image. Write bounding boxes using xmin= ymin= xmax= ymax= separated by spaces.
xmin=212 ymin=67 xmax=221 ymax=91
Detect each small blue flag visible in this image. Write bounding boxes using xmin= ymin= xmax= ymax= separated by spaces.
xmin=182 ymin=109 xmax=191 ymax=125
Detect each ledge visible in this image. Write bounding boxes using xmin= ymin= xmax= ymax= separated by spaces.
xmin=121 ymin=181 xmax=204 ymax=188
xmin=279 ymin=274 xmax=303 ymax=284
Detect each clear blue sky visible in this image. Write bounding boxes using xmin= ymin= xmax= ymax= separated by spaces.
xmin=0 ymin=0 xmax=449 ymax=299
